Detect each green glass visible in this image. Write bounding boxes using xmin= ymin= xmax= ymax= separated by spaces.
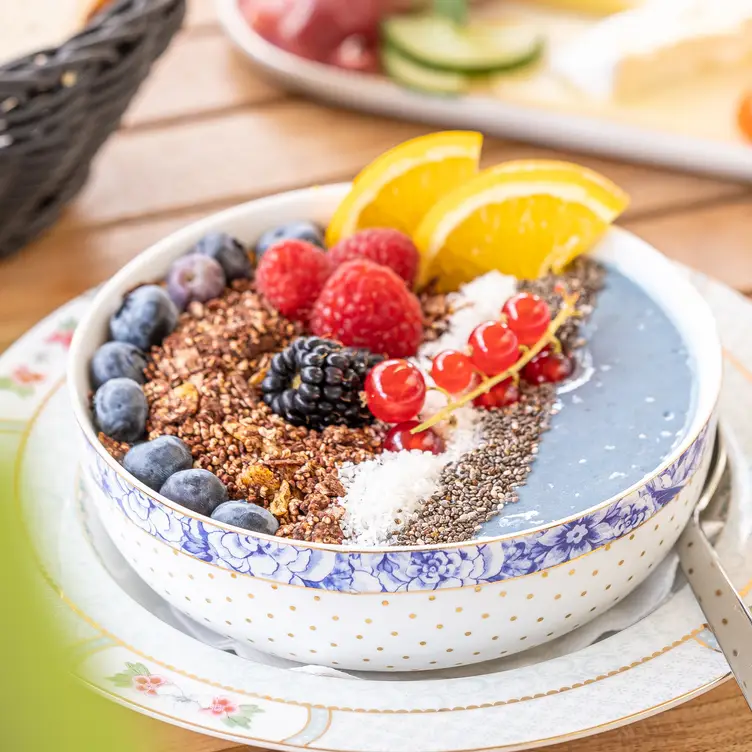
xmin=433 ymin=0 xmax=468 ymax=25
xmin=0 ymin=447 xmax=144 ymax=751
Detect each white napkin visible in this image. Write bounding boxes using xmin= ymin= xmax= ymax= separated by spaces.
xmin=163 ymin=424 xmax=749 ymax=681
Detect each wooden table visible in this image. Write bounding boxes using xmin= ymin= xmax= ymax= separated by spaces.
xmin=3 ymin=1 xmax=752 ymax=748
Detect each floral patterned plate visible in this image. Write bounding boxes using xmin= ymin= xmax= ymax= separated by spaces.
xmin=7 ymin=270 xmax=752 ymax=751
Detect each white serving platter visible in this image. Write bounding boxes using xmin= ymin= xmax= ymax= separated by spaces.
xmin=216 ymin=0 xmax=752 ymax=183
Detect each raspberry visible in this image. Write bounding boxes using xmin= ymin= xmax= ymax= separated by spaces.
xmin=255 ymin=240 xmax=332 ymax=320
xmin=310 ymin=260 xmax=423 ymax=358
xmin=328 ymin=228 xmax=419 ymax=287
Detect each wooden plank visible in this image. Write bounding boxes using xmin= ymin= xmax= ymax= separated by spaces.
xmin=63 ymin=102 xmax=746 ymax=231
xmin=62 ymin=105 xmax=432 ymax=229
xmin=6 ymin=122 xmax=748 ymax=349
xmin=4 ymin=187 xmax=751 ymax=353
xmin=122 ymin=706 xmax=253 ymax=752
xmin=625 ymin=197 xmax=752 ymax=292
xmin=125 ymin=33 xmax=283 ymax=127
xmin=185 ymin=0 xmax=220 ymax=31
xmin=550 ymin=681 xmax=752 ymax=752
xmin=0 ymin=211 xmax=211 ymax=351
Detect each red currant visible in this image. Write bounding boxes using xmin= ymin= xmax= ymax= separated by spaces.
xmin=431 ymin=350 xmax=476 ymax=393
xmin=383 ymin=420 xmax=445 ymax=455
xmin=365 ymin=359 xmax=426 ymax=423
xmin=473 ymin=379 xmax=520 ymax=409
xmin=468 ymin=321 xmax=520 ymax=375
xmin=502 ymin=293 xmax=551 ymax=346
xmin=522 ymin=347 xmax=574 ymax=384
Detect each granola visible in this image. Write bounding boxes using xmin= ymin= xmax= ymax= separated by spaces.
xmin=97 ymin=278 xmax=447 ymax=543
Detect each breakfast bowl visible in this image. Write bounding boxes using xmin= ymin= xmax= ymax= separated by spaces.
xmin=68 ymin=180 xmax=721 ymax=672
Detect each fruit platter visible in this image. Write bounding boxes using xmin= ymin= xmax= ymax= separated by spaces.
xmin=219 ymin=0 xmax=752 ymax=181
xmin=66 ymin=132 xmax=721 ymax=673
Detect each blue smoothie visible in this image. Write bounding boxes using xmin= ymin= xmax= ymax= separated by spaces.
xmin=478 ymin=264 xmax=695 ymax=537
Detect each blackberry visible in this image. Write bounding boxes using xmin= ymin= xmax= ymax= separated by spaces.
xmin=261 ymin=337 xmax=385 ymax=430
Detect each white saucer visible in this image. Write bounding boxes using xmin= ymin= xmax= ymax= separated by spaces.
xmin=7 ymin=267 xmax=752 ymax=751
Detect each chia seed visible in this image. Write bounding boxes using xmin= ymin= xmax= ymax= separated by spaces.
xmin=394 ymin=257 xmax=605 ymax=546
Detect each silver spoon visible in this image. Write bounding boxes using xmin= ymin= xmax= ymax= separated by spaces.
xmin=678 ymin=431 xmax=752 ymax=710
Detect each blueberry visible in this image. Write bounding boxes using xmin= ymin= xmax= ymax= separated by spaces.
xmin=90 ymin=341 xmax=148 ymax=389
xmin=255 ymin=221 xmax=325 ymax=258
xmin=160 ymin=468 xmax=228 ymax=516
xmin=192 ymin=232 xmax=253 ymax=280
xmin=93 ymin=377 xmax=148 ymax=442
xmin=211 ymin=501 xmax=279 ymax=535
xmin=167 ymin=255 xmax=226 ymax=310
xmin=109 ymin=285 xmax=178 ymax=351
xmin=123 ymin=435 xmax=193 ymax=490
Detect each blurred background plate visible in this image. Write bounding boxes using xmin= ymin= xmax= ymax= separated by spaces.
xmin=216 ymin=0 xmax=752 ymax=184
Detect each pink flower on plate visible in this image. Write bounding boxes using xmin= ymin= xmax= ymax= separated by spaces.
xmin=45 ymin=317 xmax=77 ymax=349
xmin=12 ymin=365 xmax=44 ymax=385
xmin=202 ymin=696 xmax=240 ymax=716
xmin=46 ymin=329 xmax=74 ymax=348
xmin=132 ymin=674 xmax=167 ymax=696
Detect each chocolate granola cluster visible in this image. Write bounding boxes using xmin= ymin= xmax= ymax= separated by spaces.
xmin=126 ymin=280 xmax=380 ymax=543
xmin=98 ymin=272 xmax=451 ymax=543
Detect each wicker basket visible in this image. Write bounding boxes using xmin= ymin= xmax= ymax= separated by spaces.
xmin=0 ymin=0 xmax=186 ymax=259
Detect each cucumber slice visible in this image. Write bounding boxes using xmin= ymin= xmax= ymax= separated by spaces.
xmin=382 ymin=46 xmax=470 ymax=95
xmin=433 ymin=0 xmax=468 ymax=25
xmin=382 ymin=14 xmax=544 ymax=74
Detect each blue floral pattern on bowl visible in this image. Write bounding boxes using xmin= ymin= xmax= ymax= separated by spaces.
xmin=83 ymin=422 xmax=711 ymax=593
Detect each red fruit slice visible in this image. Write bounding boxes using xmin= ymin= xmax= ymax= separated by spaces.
xmin=329 ymin=35 xmax=380 ymax=73
xmin=243 ymin=0 xmax=382 ymax=61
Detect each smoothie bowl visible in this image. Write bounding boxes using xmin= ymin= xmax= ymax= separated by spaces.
xmin=68 ymin=133 xmax=721 ymax=671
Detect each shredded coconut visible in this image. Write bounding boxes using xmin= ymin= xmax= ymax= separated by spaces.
xmin=338 ymin=270 xmax=517 ymax=545
xmin=340 ymin=405 xmax=481 ymax=546
xmin=417 ymin=270 xmax=517 ymax=362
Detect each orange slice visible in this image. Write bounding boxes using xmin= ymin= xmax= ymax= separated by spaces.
xmin=325 ymin=131 xmax=483 ymax=246
xmin=414 ymin=160 xmax=630 ymax=290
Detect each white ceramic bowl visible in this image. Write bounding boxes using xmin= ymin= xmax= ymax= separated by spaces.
xmin=69 ymin=184 xmax=721 ymax=672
